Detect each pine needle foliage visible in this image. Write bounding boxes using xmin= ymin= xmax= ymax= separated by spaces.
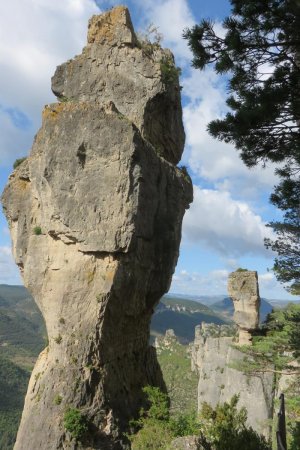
xmin=183 ymin=0 xmax=300 ymax=293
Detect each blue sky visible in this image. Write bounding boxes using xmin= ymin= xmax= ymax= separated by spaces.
xmin=0 ymin=0 xmax=296 ymax=300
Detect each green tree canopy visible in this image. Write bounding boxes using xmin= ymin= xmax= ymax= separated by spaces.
xmin=183 ymin=0 xmax=300 ymax=293
xmin=198 ymin=396 xmax=270 ymax=450
xmin=231 ymin=303 xmax=300 ymax=449
xmin=233 ymin=303 xmax=300 ymax=375
xmin=265 ymin=178 xmax=300 ymax=294
xmin=128 ymin=386 xmax=270 ymax=450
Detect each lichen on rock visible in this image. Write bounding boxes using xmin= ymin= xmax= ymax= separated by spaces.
xmin=51 ymin=6 xmax=185 ymax=166
xmin=1 ymin=6 xmax=192 ymax=450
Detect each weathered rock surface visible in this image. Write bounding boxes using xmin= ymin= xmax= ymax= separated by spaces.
xmin=228 ymin=270 xmax=260 ymax=345
xmin=191 ymin=324 xmax=274 ymax=439
xmin=170 ymin=435 xmax=203 ymax=450
xmin=154 ymin=328 xmax=178 ymax=353
xmin=1 ymin=6 xmax=192 ymax=450
xmin=51 ymin=6 xmax=185 ymax=166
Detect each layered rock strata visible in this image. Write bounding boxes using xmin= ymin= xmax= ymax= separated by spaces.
xmin=1 ymin=6 xmax=192 ymax=450
xmin=191 ymin=324 xmax=274 ymax=438
xmin=228 ymin=270 xmax=260 ymax=345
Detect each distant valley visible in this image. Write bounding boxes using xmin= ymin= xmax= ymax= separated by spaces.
xmin=151 ymin=295 xmax=230 ymax=343
xmin=0 ymin=284 xmax=296 ymax=449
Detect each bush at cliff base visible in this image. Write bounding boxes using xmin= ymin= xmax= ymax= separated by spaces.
xmin=231 ymin=303 xmax=300 ymax=449
xmin=197 ymin=395 xmax=270 ymax=450
xmin=128 ymin=387 xmax=270 ymax=450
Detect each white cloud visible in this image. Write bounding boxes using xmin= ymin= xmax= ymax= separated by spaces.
xmin=257 ymin=272 xmax=295 ymax=300
xmin=221 ymin=258 xmax=239 ymax=270
xmin=0 ymin=1 xmax=285 ymax=298
xmin=259 ymin=272 xmax=274 ymax=282
xmin=102 ymin=0 xmax=195 ymax=62
xmin=132 ymin=0 xmax=194 ymax=62
xmin=181 ymin=69 xmax=279 ymax=198
xmin=258 ymin=272 xmax=278 ymax=292
xmin=0 ymin=0 xmax=99 ymax=167
xmin=171 ymin=267 xmax=229 ymax=296
xmin=132 ymin=2 xmax=277 ymax=199
xmin=183 ymin=185 xmax=274 ymax=257
xmin=170 ymin=266 xmax=295 ymax=300
xmin=0 ymin=246 xmax=22 ymax=284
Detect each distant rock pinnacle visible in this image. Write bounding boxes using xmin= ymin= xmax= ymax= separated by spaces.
xmin=228 ymin=270 xmax=260 ymax=345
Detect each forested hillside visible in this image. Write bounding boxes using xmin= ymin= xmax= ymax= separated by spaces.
xmin=0 ymin=285 xmax=46 ymax=448
xmin=0 ymin=285 xmax=298 ymax=449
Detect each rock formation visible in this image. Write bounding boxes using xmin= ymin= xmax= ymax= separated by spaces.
xmin=191 ymin=323 xmax=274 ymax=439
xmin=154 ymin=328 xmax=178 ymax=354
xmin=191 ymin=273 xmax=273 ymax=438
xmin=170 ymin=436 xmax=202 ymax=450
xmin=228 ymin=270 xmax=260 ymax=345
xmin=1 ymin=6 xmax=192 ymax=449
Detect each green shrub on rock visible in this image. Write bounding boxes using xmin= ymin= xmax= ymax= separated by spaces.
xmin=160 ymin=56 xmax=181 ymax=86
xmin=33 ymin=226 xmax=42 ymax=236
xmin=129 ymin=386 xmax=200 ymax=449
xmin=131 ymin=422 xmax=174 ymax=450
xmin=198 ymin=395 xmax=271 ymax=450
xmin=13 ymin=157 xmax=27 ymax=169
xmin=128 ymin=387 xmax=271 ymax=450
xmin=63 ymin=407 xmax=88 ymax=441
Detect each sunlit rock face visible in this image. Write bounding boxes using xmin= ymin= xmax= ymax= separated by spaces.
xmin=1 ymin=6 xmax=192 ymax=449
xmin=191 ymin=274 xmax=272 ymax=439
xmin=228 ymin=270 xmax=260 ymax=345
xmin=191 ymin=323 xmax=273 ymax=439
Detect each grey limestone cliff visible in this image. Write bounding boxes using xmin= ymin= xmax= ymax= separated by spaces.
xmin=1 ymin=6 xmax=192 ymax=449
xmin=192 ymin=273 xmax=274 ymax=438
xmin=191 ymin=324 xmax=274 ymax=438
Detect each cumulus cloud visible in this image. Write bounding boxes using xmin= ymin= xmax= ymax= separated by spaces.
xmin=170 ymin=266 xmax=294 ymax=299
xmin=134 ymin=0 xmax=194 ymax=62
xmin=135 ymin=1 xmax=279 ymax=200
xmin=257 ymin=272 xmax=294 ymax=299
xmin=0 ymin=0 xmax=284 ymax=296
xmin=0 ymin=0 xmax=99 ymax=167
xmin=258 ymin=272 xmax=279 ymax=292
xmin=181 ymin=70 xmax=279 ymax=198
xmin=94 ymin=0 xmax=195 ymax=62
xmin=171 ymin=267 xmax=229 ymax=295
xmin=0 ymin=246 xmax=22 ymax=285
xmin=183 ymin=185 xmax=274 ymax=257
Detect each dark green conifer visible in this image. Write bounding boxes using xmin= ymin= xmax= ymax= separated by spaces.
xmin=183 ymin=0 xmax=300 ymax=292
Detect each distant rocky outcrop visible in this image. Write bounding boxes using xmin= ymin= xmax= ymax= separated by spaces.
xmin=192 ymin=273 xmax=273 ymax=439
xmin=191 ymin=323 xmax=273 ymax=438
xmin=1 ymin=6 xmax=192 ymax=450
xmin=211 ymin=296 xmax=273 ymax=324
xmin=151 ymin=297 xmax=229 ymax=344
xmin=154 ymin=328 xmax=178 ymax=354
xmin=228 ymin=270 xmax=260 ymax=345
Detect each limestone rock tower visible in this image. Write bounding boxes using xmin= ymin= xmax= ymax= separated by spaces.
xmin=228 ymin=270 xmax=261 ymax=345
xmin=1 ymin=7 xmax=192 ymax=449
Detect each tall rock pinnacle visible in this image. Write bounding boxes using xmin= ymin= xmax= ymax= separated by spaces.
xmin=228 ymin=270 xmax=260 ymax=345
xmin=1 ymin=6 xmax=192 ymax=449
